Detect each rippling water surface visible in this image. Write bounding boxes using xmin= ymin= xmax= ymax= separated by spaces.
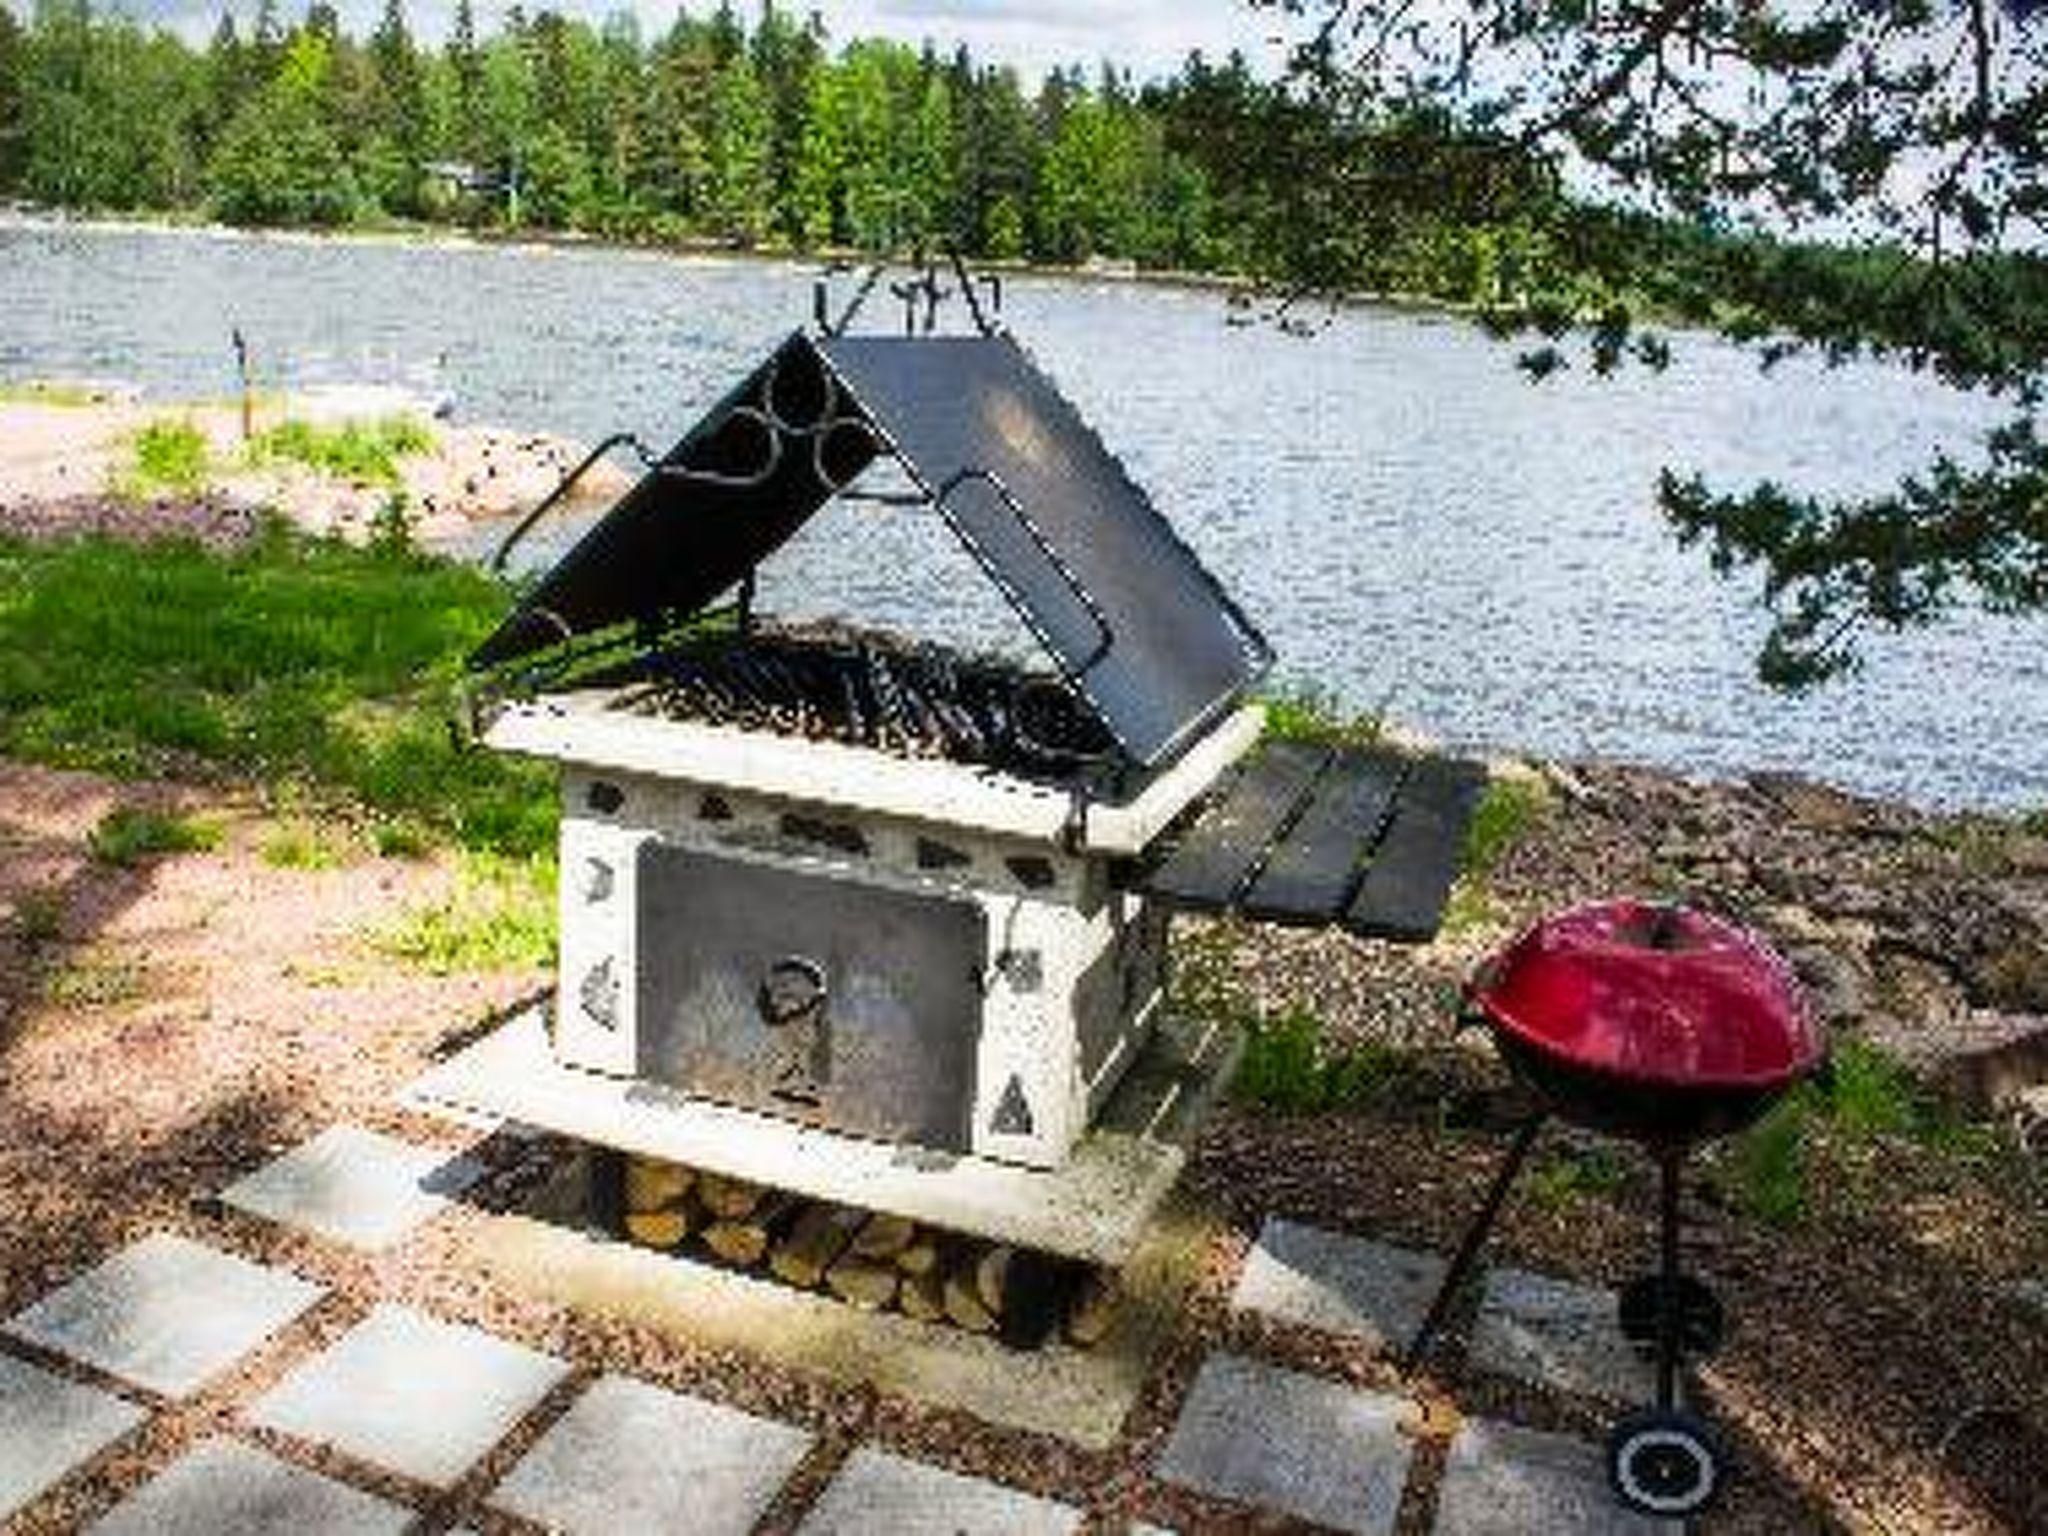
xmin=3 ymin=217 xmax=2041 ymax=810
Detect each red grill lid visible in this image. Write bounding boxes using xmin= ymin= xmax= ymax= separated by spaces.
xmin=1467 ymin=900 xmax=1822 ymax=1090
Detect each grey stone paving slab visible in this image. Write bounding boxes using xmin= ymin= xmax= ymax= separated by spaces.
xmin=222 ymin=1124 xmax=481 ymax=1250
xmin=1434 ymin=1418 xmax=1677 ymax=1535
xmin=798 ymin=1447 xmax=1080 ymax=1534
xmin=1468 ymin=1268 xmax=1654 ymax=1404
xmin=88 ymin=1436 xmax=412 ymax=1535
xmin=490 ymin=1373 xmax=811 ymax=1535
xmin=0 ymin=1352 xmax=148 ymax=1521
xmin=3 ymin=1232 xmax=326 ymax=1396
xmin=1232 ymin=1217 xmax=1447 ymax=1350
xmin=1154 ymin=1352 xmax=1413 ymax=1536
xmin=248 ymin=1303 xmax=568 ymax=1487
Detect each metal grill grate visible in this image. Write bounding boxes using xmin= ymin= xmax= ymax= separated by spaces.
xmin=608 ymin=624 xmax=1118 ymax=779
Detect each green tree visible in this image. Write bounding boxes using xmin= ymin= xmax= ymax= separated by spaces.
xmin=476 ymin=28 xmax=535 ymax=221
xmin=750 ymin=0 xmax=821 ymax=242
xmin=952 ymin=58 xmax=1034 ymax=255
xmin=16 ymin=1 xmax=202 ymax=209
xmin=635 ymin=12 xmax=715 ymax=228
xmin=1264 ymin=0 xmax=2048 ymax=687
xmin=705 ymin=49 xmax=772 ymax=241
xmin=0 ymin=4 xmax=21 ymax=192
xmin=788 ymin=58 xmax=841 ymax=246
xmin=207 ymin=29 xmax=357 ymax=224
xmin=519 ymin=117 xmax=589 ymax=226
xmin=904 ymin=69 xmax=955 ymax=245
xmin=365 ymin=0 xmax=423 ymax=213
xmin=445 ymin=0 xmax=481 ymax=159
xmin=1038 ymin=93 xmax=1151 ymax=261
xmin=249 ymin=0 xmax=282 ymax=83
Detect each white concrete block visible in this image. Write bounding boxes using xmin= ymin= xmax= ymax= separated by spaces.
xmin=1155 ymin=1353 xmax=1413 ymax=1536
xmin=0 ymin=1353 xmax=146 ymax=1520
xmin=1468 ymin=1268 xmax=1654 ymax=1405
xmin=248 ymin=1304 xmax=568 ymax=1487
xmin=798 ymin=1447 xmax=1079 ymax=1534
xmin=3 ymin=1233 xmax=324 ymax=1396
xmin=1434 ymin=1418 xmax=1677 ymax=1535
xmin=87 ymin=1437 xmax=411 ymax=1535
xmin=1232 ymin=1218 xmax=1446 ymax=1351
xmin=221 ymin=1124 xmax=480 ymax=1250
xmin=490 ymin=1374 xmax=810 ymax=1535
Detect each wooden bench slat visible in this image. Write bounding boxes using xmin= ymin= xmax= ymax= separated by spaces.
xmin=1240 ymin=746 xmax=1411 ymax=925
xmin=1142 ymin=740 xmax=1330 ymax=910
xmin=1343 ymin=757 xmax=1488 ymax=941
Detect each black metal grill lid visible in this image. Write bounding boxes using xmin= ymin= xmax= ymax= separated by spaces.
xmin=469 ymin=328 xmax=1272 ymax=769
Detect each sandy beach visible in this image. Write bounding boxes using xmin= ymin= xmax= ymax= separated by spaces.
xmin=0 ymin=381 xmax=630 ymax=545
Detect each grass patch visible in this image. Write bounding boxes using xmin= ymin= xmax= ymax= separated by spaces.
xmin=1460 ymin=774 xmax=1549 ymax=877
xmin=370 ymin=853 xmax=557 ymax=974
xmin=12 ymin=886 xmax=66 ymax=947
xmin=0 ymin=527 xmax=554 ymax=856
xmin=88 ymin=807 xmax=222 ymax=866
xmin=1525 ymin=1141 xmax=1632 ymax=1209
xmin=42 ymin=950 xmax=146 ymax=1007
xmin=1710 ymin=1037 xmax=2001 ymax=1225
xmin=1233 ymin=1007 xmax=1410 ymax=1113
xmin=1440 ymin=772 xmax=1552 ymax=935
xmin=371 ymin=817 xmax=434 ymax=860
xmin=1258 ymin=683 xmax=1382 ymax=747
xmin=262 ymin=819 xmax=350 ymax=869
xmin=249 ymin=415 xmax=434 ymax=487
xmin=0 ymin=379 xmax=107 ymax=406
xmin=115 ymin=418 xmax=211 ymax=498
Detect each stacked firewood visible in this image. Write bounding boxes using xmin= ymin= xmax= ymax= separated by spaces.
xmin=619 ymin=1155 xmax=1118 ymax=1348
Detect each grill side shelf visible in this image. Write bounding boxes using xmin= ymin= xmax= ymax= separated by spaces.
xmin=1342 ymin=756 xmax=1489 ymax=941
xmin=1240 ymin=747 xmax=1410 ymax=925
xmin=1130 ymin=741 xmax=1485 ymax=944
xmin=1140 ymin=741 xmax=1330 ymax=910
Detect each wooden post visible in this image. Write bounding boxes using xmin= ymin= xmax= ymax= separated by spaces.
xmin=231 ymin=327 xmax=252 ymax=442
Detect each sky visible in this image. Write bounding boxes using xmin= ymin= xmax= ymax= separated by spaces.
xmin=114 ymin=0 xmax=1298 ymax=82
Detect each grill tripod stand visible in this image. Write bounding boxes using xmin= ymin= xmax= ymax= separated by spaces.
xmin=1401 ymin=1115 xmax=1729 ymax=1520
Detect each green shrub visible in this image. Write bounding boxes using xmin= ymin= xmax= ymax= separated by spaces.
xmin=1723 ymin=1091 xmax=1814 ymax=1224
xmin=0 ymin=380 xmax=104 ymax=406
xmin=1439 ymin=773 xmax=1551 ymax=934
xmin=1525 ymin=1142 xmax=1632 ymax=1208
xmin=43 ymin=952 xmax=146 ymax=1007
xmin=250 ymin=415 xmax=435 ymax=486
xmin=88 ymin=807 xmax=222 ymax=866
xmin=119 ymin=419 xmax=211 ymax=497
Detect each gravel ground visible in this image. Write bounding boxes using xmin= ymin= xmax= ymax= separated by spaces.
xmin=2 ymin=753 xmax=2045 ymax=1532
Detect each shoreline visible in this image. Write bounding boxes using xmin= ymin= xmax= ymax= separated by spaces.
xmin=0 ymin=201 xmax=1477 ymax=319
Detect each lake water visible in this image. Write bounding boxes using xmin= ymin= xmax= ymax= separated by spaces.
xmin=3 ymin=214 xmax=2041 ymax=812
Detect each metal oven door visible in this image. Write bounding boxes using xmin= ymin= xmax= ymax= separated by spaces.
xmin=634 ymin=843 xmax=986 ymax=1150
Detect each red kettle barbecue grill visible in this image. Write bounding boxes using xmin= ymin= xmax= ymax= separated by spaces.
xmin=1404 ymin=900 xmax=1824 ymax=1517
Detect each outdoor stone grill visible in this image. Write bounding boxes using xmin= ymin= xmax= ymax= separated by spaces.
xmin=415 ymin=271 xmax=1484 ymax=1341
